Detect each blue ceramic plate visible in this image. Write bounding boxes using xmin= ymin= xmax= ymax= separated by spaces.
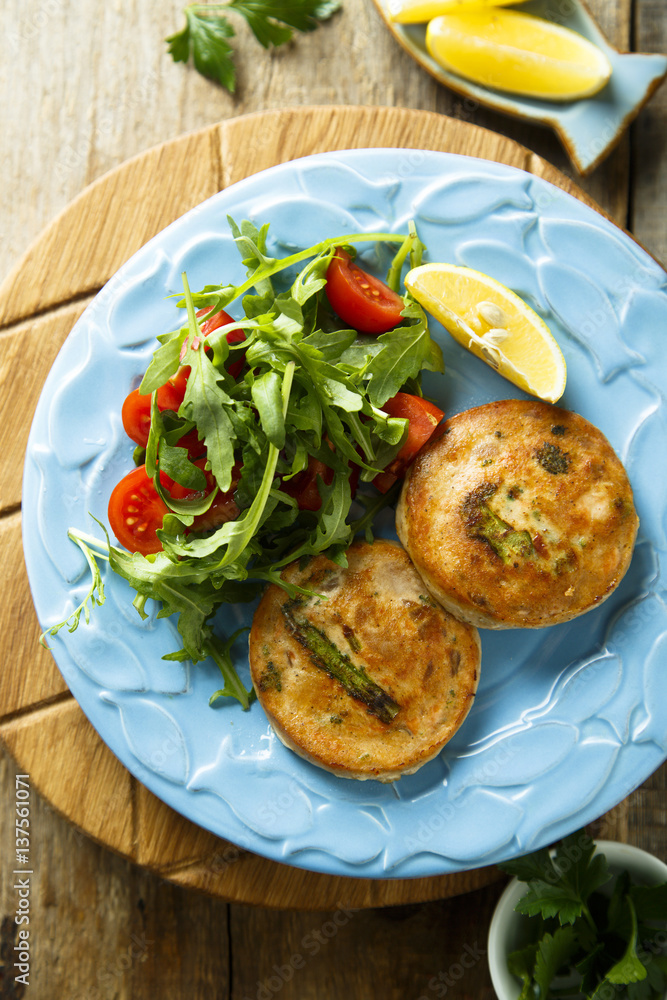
xmin=372 ymin=0 xmax=667 ymax=175
xmin=23 ymin=149 xmax=667 ymax=879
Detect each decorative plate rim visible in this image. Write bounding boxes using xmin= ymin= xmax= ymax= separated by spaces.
xmin=22 ymin=147 xmax=667 ymax=879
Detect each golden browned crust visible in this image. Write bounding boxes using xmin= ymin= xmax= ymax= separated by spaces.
xmin=396 ymin=399 xmax=639 ymax=629
xmin=249 ymin=539 xmax=481 ymax=781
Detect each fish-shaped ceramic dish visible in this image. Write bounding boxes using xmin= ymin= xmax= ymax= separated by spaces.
xmin=372 ymin=0 xmax=667 ymax=174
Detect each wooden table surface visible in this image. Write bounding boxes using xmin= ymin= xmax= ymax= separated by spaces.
xmin=1 ymin=1 xmax=666 ymax=997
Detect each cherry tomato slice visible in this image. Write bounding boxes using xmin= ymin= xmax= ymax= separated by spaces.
xmin=325 ymin=248 xmax=405 ymax=334
xmin=121 ymin=311 xmax=244 ymax=448
xmin=373 ymin=392 xmax=445 ymax=493
xmin=198 ymin=308 xmax=234 ymax=334
xmin=121 ymin=389 xmax=152 ymax=448
xmin=121 ymin=369 xmax=190 ymax=448
xmin=175 ymin=427 xmax=206 ymax=461
xmin=157 ymin=367 xmax=190 ymax=412
xmin=120 ymin=379 xmax=202 ymax=456
xmin=169 ymin=458 xmax=240 ymax=532
xmin=199 ymin=308 xmax=246 ymax=379
xmin=108 ymin=465 xmax=171 ymax=555
xmin=281 ymin=457 xmax=334 ymax=512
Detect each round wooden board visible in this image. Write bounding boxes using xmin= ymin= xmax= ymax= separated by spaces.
xmin=0 ymin=105 xmax=614 ymax=909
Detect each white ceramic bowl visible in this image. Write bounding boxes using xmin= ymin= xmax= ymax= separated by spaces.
xmin=488 ymin=840 xmax=667 ymax=1000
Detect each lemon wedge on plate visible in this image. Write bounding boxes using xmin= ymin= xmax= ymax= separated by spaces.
xmin=388 ymin=0 xmax=529 ymax=24
xmin=405 ymin=263 xmax=567 ymax=403
xmin=425 ymin=9 xmax=612 ymax=101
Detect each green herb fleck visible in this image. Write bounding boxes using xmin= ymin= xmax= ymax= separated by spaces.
xmin=342 ymin=623 xmax=361 ymax=653
xmin=258 ymin=661 xmax=282 ymax=693
xmin=536 ymin=441 xmax=570 ymax=475
xmin=460 ymin=483 xmax=535 ymax=565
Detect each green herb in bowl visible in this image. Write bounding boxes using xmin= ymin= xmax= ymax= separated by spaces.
xmin=493 ymin=832 xmax=667 ymax=1000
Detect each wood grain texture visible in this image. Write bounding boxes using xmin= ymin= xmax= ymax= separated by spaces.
xmin=2 ymin=106 xmax=560 ymax=912
xmin=0 ymin=302 xmax=90 ymax=512
xmin=0 ymin=128 xmax=222 ymax=327
xmin=633 ymin=0 xmax=667 ymax=262
xmin=0 ymin=513 xmax=68 ymax=714
xmin=1 ymin=0 xmax=665 ymax=994
xmin=0 ymin=699 xmax=134 ymax=856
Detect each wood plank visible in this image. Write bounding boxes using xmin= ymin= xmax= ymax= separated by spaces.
xmin=168 ymin=852 xmax=502 ymax=911
xmin=0 ymin=748 xmax=135 ymax=999
xmin=229 ymin=888 xmax=502 ymax=999
xmin=0 ymin=126 xmax=223 ymax=328
xmin=135 ymin=782 xmax=225 ymax=870
xmin=0 ymin=512 xmax=69 ymax=716
xmin=219 ymin=105 xmax=534 ymax=185
xmin=0 ymin=302 xmax=89 ymax=512
xmin=632 ymin=0 xmax=667 ymax=264
xmin=0 ymin=699 xmax=134 ymax=857
xmin=124 ymin=863 xmax=231 ymax=1000
xmin=0 ymin=0 xmax=664 ymax=995
xmin=0 ymin=746 xmax=231 ymax=1000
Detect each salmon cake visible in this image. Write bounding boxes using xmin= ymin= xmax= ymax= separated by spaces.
xmin=396 ymin=399 xmax=638 ymax=630
xmin=248 ymin=539 xmax=481 ymax=781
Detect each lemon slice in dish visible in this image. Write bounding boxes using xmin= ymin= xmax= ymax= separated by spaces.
xmin=388 ymin=0 xmax=529 ymax=24
xmin=405 ymin=263 xmax=567 ymax=403
xmin=425 ymin=9 xmax=612 ymax=101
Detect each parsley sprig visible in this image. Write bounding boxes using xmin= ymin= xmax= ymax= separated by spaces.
xmin=500 ymin=832 xmax=667 ymax=999
xmin=44 ymin=220 xmax=442 ymax=709
xmin=167 ymin=0 xmax=341 ymax=92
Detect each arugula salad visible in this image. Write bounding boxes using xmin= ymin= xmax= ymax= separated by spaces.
xmin=47 ymin=219 xmax=445 ymax=708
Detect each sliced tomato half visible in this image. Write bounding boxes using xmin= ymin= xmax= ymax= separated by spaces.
xmin=169 ymin=458 xmax=240 ymax=532
xmin=281 ymin=457 xmax=334 ymax=512
xmin=373 ymin=392 xmax=445 ymax=493
xmin=325 ymin=248 xmax=405 ymax=334
xmin=121 ymin=309 xmax=244 ymax=449
xmin=107 ymin=465 xmax=172 ymax=555
xmin=199 ymin=307 xmax=246 ymax=379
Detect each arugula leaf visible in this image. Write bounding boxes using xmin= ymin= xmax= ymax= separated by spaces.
xmin=166 ymin=0 xmax=341 ymax=93
xmin=208 ymin=629 xmax=254 ymax=709
xmin=365 ymin=307 xmax=444 ymax=407
xmin=39 ymin=527 xmax=108 ymax=644
xmin=251 ymin=370 xmax=286 ymax=448
xmin=180 ymin=344 xmax=237 ymax=492
xmin=56 ymin=221 xmax=443 ymax=710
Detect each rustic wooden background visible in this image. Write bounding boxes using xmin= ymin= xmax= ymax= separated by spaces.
xmin=1 ymin=0 xmax=666 ymax=997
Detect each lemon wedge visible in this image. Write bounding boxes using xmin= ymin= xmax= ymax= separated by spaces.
xmin=388 ymin=0 xmax=529 ymax=25
xmin=405 ymin=263 xmax=566 ymax=402
xmin=425 ymin=9 xmax=612 ymax=101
